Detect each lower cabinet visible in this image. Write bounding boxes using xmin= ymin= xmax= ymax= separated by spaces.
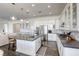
xmin=16 ymin=37 xmax=41 ymax=56
xmin=48 ymin=34 xmax=56 ymax=41
xmin=56 ymin=35 xmax=79 ymax=56
xmin=0 ymin=34 xmax=9 ymax=46
xmin=56 ymin=36 xmax=62 ymax=55
xmin=62 ymin=47 xmax=79 ymax=56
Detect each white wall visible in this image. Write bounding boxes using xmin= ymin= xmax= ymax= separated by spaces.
xmin=8 ymin=20 xmax=31 ymax=33
xmin=28 ymin=16 xmax=59 ymax=30
xmin=5 ymin=16 xmax=59 ymax=33
xmin=0 ymin=19 xmax=9 ymax=34
xmin=0 ymin=23 xmax=4 ymax=33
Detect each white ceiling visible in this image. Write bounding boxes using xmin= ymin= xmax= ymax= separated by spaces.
xmin=0 ymin=3 xmax=66 ymax=20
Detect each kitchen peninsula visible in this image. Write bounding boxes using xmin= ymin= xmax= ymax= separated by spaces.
xmin=56 ymin=34 xmax=79 ymax=56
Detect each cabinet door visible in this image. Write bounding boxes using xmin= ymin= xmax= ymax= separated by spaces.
xmin=48 ymin=24 xmax=53 ymax=30
xmin=35 ymin=37 xmax=41 ymax=52
xmin=56 ymin=36 xmax=64 ymax=56
xmin=60 ymin=44 xmax=64 ymax=56
xmin=59 ymin=13 xmax=65 ymax=30
xmin=16 ymin=40 xmax=24 ymax=52
xmin=0 ymin=36 xmax=3 ymax=46
xmin=13 ymin=23 xmax=21 ymax=33
xmin=48 ymin=34 xmax=56 ymax=41
xmin=56 ymin=36 xmax=61 ymax=55
xmin=65 ymin=4 xmax=71 ymax=30
xmin=72 ymin=3 xmax=77 ymax=29
xmin=68 ymin=5 xmax=71 ymax=26
xmin=0 ymin=35 xmax=9 ymax=46
xmin=2 ymin=35 xmax=9 ymax=45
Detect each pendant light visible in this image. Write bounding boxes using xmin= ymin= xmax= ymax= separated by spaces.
xmin=20 ymin=8 xmax=24 ymax=22
xmin=11 ymin=3 xmax=16 ymax=20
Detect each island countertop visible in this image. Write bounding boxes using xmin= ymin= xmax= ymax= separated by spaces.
xmin=15 ymin=34 xmax=44 ymax=41
xmin=57 ymin=34 xmax=79 ymax=49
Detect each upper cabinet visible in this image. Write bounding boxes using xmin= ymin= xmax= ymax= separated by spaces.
xmin=59 ymin=3 xmax=77 ymax=31
xmin=72 ymin=3 xmax=77 ymax=29
xmin=59 ymin=4 xmax=71 ymax=30
xmin=65 ymin=4 xmax=71 ymax=30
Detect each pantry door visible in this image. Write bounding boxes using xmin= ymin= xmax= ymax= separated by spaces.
xmin=13 ymin=23 xmax=21 ymax=33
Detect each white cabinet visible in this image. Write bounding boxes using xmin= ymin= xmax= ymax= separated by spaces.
xmin=59 ymin=4 xmax=72 ymax=30
xmin=0 ymin=35 xmax=9 ymax=46
xmin=56 ymin=36 xmax=62 ymax=55
xmin=56 ymin=35 xmax=79 ymax=56
xmin=13 ymin=23 xmax=21 ymax=33
xmin=35 ymin=37 xmax=41 ymax=52
xmin=76 ymin=4 xmax=79 ymax=31
xmin=72 ymin=4 xmax=77 ymax=28
xmin=16 ymin=36 xmax=41 ymax=56
xmin=63 ymin=47 xmax=79 ymax=56
xmin=48 ymin=34 xmax=56 ymax=41
xmin=48 ymin=24 xmax=53 ymax=30
xmin=16 ymin=40 xmax=25 ymax=53
xmin=59 ymin=3 xmax=78 ymax=30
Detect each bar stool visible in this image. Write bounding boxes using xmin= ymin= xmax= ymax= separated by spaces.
xmin=8 ymin=37 xmax=16 ymax=51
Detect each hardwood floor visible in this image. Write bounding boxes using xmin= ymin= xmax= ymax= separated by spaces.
xmin=37 ymin=41 xmax=59 ymax=56
xmin=45 ymin=41 xmax=59 ymax=56
xmin=0 ymin=44 xmax=28 ymax=56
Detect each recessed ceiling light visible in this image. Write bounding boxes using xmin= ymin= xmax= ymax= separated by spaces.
xmin=26 ymin=21 xmax=29 ymax=23
xmin=11 ymin=16 xmax=16 ymax=20
xmin=26 ymin=10 xmax=30 ymax=12
xmin=20 ymin=19 xmax=23 ymax=22
xmin=49 ymin=12 xmax=52 ymax=15
xmin=32 ymin=4 xmax=35 ymax=7
xmin=48 ymin=5 xmax=51 ymax=8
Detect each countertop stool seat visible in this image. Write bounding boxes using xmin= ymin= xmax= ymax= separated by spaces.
xmin=0 ymin=49 xmax=4 ymax=56
xmin=8 ymin=37 xmax=16 ymax=51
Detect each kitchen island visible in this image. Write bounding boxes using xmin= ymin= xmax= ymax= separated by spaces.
xmin=16 ymin=34 xmax=43 ymax=56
